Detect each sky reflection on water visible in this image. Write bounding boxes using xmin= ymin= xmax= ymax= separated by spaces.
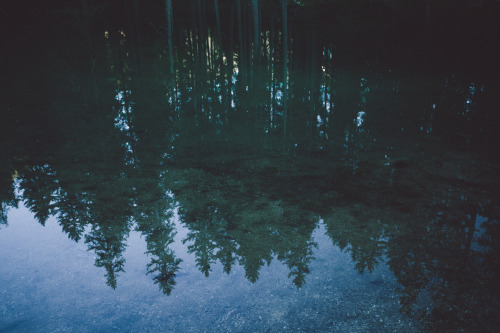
xmin=2 ymin=203 xmax=418 ymax=332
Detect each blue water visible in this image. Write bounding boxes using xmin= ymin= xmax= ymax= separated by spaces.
xmin=1 ymin=201 xmax=419 ymax=332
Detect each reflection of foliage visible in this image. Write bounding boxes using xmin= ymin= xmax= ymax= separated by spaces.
xmin=135 ymin=181 xmax=182 ymax=295
xmin=388 ymin=243 xmax=429 ymax=316
xmin=422 ymin=201 xmax=500 ymax=332
xmin=278 ymin=227 xmax=317 ymax=288
xmin=147 ymin=253 xmax=181 ymax=295
xmin=324 ymin=207 xmax=386 ymax=273
xmin=19 ymin=165 xmax=58 ymax=225
xmin=319 ymin=152 xmax=500 ymax=330
xmin=86 ymin=223 xmax=129 ymax=289
xmin=0 ymin=201 xmax=14 ymax=227
xmin=56 ymin=189 xmax=91 ymax=241
xmin=383 ymin=187 xmax=500 ymax=331
xmin=183 ymin=217 xmax=218 ymax=278
xmin=478 ymin=218 xmax=500 ymax=274
xmin=0 ymin=152 xmax=19 ymax=225
xmin=170 ymin=159 xmax=320 ymax=288
xmin=0 ymin=204 xmax=8 ymax=227
xmin=0 ymin=172 xmax=17 ymax=227
xmin=143 ymin=220 xmax=181 ymax=295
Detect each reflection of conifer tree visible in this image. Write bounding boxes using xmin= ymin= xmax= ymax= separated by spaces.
xmin=231 ymin=201 xmax=280 ymax=283
xmin=380 ymin=184 xmax=500 ymax=329
xmin=237 ymin=241 xmax=270 ymax=283
xmin=173 ymin=172 xmax=240 ymax=276
xmin=142 ymin=215 xmax=182 ymax=295
xmin=386 ymin=241 xmax=428 ymax=315
xmin=284 ymin=249 xmax=313 ymax=288
xmin=324 ymin=207 xmax=386 ymax=273
xmin=0 ymin=167 xmax=18 ymax=226
xmin=146 ymin=250 xmax=181 ymax=295
xmin=181 ymin=205 xmax=219 ymax=277
xmin=0 ymin=205 xmax=8 ymax=227
xmin=419 ymin=195 xmax=500 ymax=331
xmin=65 ymin=144 xmax=134 ymax=291
xmin=170 ymin=158 xmax=322 ymax=286
xmin=350 ymin=240 xmax=384 ymax=274
xmin=19 ymin=165 xmax=58 ymax=225
xmin=85 ymin=222 xmax=129 ymax=289
xmin=134 ymin=179 xmax=182 ymax=295
xmin=124 ymin=49 xmax=183 ymax=294
xmin=0 ymin=201 xmax=10 ymax=227
xmin=56 ymin=189 xmax=91 ymax=242
xmin=277 ymin=225 xmax=317 ymax=288
xmin=139 ymin=204 xmax=182 ymax=295
xmin=215 ymin=233 xmax=238 ymax=275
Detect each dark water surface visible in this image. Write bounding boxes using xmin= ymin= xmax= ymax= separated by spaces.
xmin=1 ymin=1 xmax=500 ymax=332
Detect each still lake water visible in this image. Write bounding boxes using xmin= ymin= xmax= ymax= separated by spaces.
xmin=1 ymin=1 xmax=500 ymax=332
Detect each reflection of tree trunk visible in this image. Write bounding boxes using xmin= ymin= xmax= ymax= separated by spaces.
xmin=252 ymin=0 xmax=260 ymax=65
xmin=197 ymin=0 xmax=208 ymax=114
xmin=236 ymin=0 xmax=246 ymax=80
xmin=196 ymin=0 xmax=208 ymax=70
xmin=190 ymin=0 xmax=199 ymax=117
xmin=197 ymin=0 xmax=204 ymax=64
xmin=270 ymin=14 xmax=276 ymax=128
xmin=125 ymin=0 xmax=142 ymax=74
xmin=166 ymin=0 xmax=174 ymax=76
xmin=282 ymin=0 xmax=288 ymax=137
xmin=282 ymin=1 xmax=288 ymax=80
xmin=133 ymin=0 xmax=142 ymax=70
xmin=309 ymin=32 xmax=318 ymax=149
xmin=214 ymin=0 xmax=222 ymax=56
xmin=165 ymin=0 xmax=176 ymax=108
xmin=226 ymin=4 xmax=235 ymax=114
xmin=270 ymin=13 xmax=275 ymax=72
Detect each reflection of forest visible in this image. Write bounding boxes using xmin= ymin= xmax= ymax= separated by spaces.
xmin=1 ymin=0 xmax=500 ymax=331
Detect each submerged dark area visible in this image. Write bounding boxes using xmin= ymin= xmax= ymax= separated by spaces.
xmin=1 ymin=0 xmax=500 ymax=332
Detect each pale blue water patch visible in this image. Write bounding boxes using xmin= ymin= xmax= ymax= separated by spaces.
xmin=0 ymin=202 xmax=419 ymax=332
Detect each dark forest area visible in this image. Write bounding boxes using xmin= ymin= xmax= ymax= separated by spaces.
xmin=3 ymin=0 xmax=499 ymax=71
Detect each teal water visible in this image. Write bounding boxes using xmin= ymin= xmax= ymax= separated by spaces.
xmin=1 ymin=1 xmax=499 ymax=332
